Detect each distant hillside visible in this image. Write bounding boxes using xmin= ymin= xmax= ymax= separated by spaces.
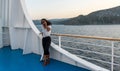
xmin=62 ymin=6 xmax=120 ymax=25
xmin=33 ymin=20 xmax=40 ymax=25
xmin=33 ymin=6 xmax=120 ymax=25
xmin=50 ymin=18 xmax=68 ymax=25
xmin=33 ymin=18 xmax=68 ymax=25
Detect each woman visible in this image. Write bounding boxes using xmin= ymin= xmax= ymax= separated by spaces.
xmin=40 ymin=18 xmax=52 ymax=66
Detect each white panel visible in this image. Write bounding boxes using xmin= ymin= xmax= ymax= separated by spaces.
xmin=23 ymin=29 xmax=38 ymax=54
xmin=0 ymin=0 xmax=2 ymax=48
xmin=9 ymin=0 xmax=26 ymax=49
xmin=9 ymin=0 xmax=20 ymax=27
xmin=1 ymin=0 xmax=4 ymax=27
xmin=0 ymin=0 xmax=2 ymax=18
xmin=9 ymin=0 xmax=40 ymax=54
xmin=2 ymin=27 xmax=10 ymax=46
xmin=0 ymin=20 xmax=2 ymax=48
xmin=1 ymin=0 xmax=9 ymax=27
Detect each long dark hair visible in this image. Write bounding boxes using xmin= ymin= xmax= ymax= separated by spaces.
xmin=41 ymin=18 xmax=52 ymax=26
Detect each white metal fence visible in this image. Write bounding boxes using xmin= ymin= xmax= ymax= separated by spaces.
xmin=51 ymin=33 xmax=120 ymax=71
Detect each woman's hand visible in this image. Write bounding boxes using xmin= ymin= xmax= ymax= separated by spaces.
xmin=43 ymin=22 xmax=47 ymax=28
xmin=42 ymin=22 xmax=50 ymax=31
xmin=39 ymin=32 xmax=43 ymax=35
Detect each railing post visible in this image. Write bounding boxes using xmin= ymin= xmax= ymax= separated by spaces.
xmin=111 ymin=41 xmax=114 ymax=71
xmin=58 ymin=36 xmax=61 ymax=48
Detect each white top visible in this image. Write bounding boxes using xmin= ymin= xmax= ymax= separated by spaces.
xmin=41 ymin=25 xmax=51 ymax=37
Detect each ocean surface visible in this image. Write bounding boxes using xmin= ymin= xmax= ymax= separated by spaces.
xmin=52 ymin=25 xmax=120 ymax=37
xmin=37 ymin=24 xmax=120 ymax=37
xmin=36 ymin=25 xmax=120 ymax=71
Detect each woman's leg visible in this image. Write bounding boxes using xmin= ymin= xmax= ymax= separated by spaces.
xmin=42 ymin=37 xmax=51 ymax=65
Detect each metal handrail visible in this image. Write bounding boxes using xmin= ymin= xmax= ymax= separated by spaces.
xmin=51 ymin=33 xmax=120 ymax=41
xmin=51 ymin=33 xmax=120 ymax=71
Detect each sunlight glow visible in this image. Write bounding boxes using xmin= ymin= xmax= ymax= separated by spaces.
xmin=25 ymin=0 xmax=120 ymax=19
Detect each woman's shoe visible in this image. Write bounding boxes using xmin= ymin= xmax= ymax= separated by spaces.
xmin=43 ymin=55 xmax=50 ymax=66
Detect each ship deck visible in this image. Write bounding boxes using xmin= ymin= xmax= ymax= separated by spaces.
xmin=0 ymin=46 xmax=90 ymax=71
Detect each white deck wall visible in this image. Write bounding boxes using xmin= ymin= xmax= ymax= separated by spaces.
xmin=0 ymin=0 xmax=43 ymax=53
xmin=0 ymin=0 xmax=2 ymax=48
xmin=0 ymin=0 xmax=10 ymax=47
xmin=9 ymin=0 xmax=43 ymax=55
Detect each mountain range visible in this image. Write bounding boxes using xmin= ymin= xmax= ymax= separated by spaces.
xmin=33 ymin=6 xmax=120 ymax=25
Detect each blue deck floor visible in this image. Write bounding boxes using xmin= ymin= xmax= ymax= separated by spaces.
xmin=0 ymin=46 xmax=90 ymax=71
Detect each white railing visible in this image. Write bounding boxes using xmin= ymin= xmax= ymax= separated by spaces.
xmin=51 ymin=33 xmax=120 ymax=71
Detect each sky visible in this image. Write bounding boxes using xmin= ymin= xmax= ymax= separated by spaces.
xmin=25 ymin=0 xmax=120 ymax=20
